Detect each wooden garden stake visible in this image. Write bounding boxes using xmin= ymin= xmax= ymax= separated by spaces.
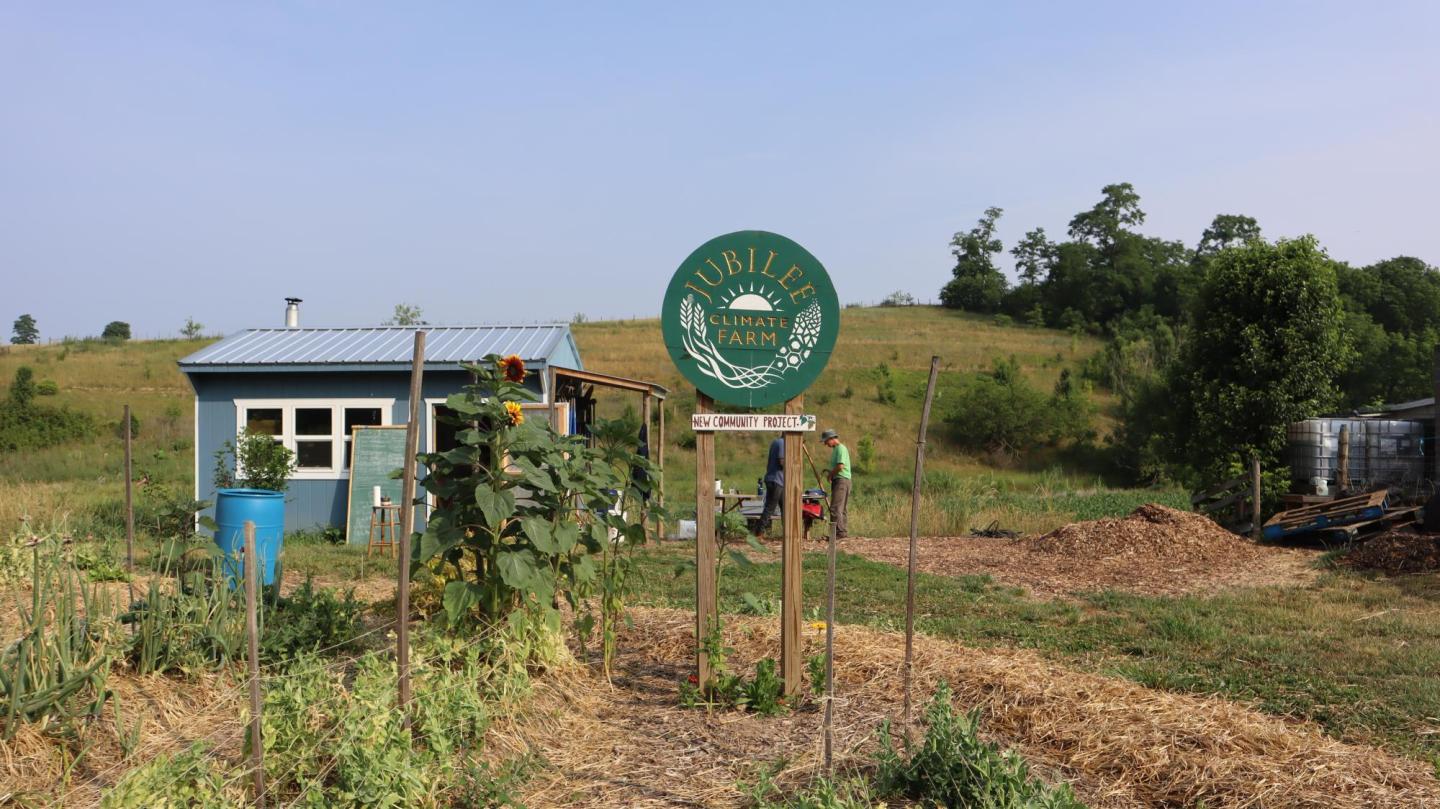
xmin=1251 ymin=455 xmax=1262 ymax=541
xmin=823 ymin=514 xmax=837 ymax=771
xmin=397 ymin=330 xmax=426 ymax=728
xmin=244 ymin=520 xmax=265 ymax=808
xmin=695 ymin=393 xmax=718 ymax=687
xmin=781 ymin=395 xmax=804 ymax=695
xmin=903 ymin=356 xmax=940 ymax=730
xmin=642 ymin=393 xmax=653 ymax=540
xmin=123 ymin=404 xmax=135 ymax=618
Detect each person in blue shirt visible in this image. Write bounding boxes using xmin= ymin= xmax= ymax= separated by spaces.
xmin=758 ymin=436 xmax=784 ymax=537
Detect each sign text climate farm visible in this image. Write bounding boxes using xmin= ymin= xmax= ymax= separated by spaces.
xmin=691 ymin=413 xmax=817 ymax=432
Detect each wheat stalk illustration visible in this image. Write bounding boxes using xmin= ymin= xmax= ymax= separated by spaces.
xmin=680 ymin=294 xmax=821 ymax=390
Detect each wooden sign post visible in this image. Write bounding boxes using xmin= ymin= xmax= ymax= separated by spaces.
xmin=780 ymin=395 xmax=804 ymax=693
xmin=695 ymin=393 xmax=718 ymax=686
xmin=664 ymin=231 xmax=840 ymax=700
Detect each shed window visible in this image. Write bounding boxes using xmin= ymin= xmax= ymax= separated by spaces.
xmin=246 ymin=408 xmax=283 ymax=437
xmin=343 ymin=408 xmax=383 ymax=469
xmin=234 ymin=399 xmax=395 ymax=480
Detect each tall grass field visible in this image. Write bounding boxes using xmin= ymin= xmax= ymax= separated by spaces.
xmin=0 ymin=308 xmax=1178 ymax=539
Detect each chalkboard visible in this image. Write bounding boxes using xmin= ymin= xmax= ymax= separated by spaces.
xmin=345 ymin=426 xmax=408 ymax=546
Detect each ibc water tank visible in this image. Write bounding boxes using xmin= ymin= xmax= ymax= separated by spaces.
xmin=214 ymin=488 xmax=285 ymax=586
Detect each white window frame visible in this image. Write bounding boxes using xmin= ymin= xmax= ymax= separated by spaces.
xmin=234 ymin=398 xmax=395 ymax=480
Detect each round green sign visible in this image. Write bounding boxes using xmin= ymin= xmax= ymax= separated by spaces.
xmin=662 ymin=231 xmax=840 ymax=408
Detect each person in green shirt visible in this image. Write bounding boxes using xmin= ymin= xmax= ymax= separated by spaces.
xmin=820 ymin=429 xmax=851 ymax=539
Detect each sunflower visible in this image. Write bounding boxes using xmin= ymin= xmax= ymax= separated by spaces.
xmin=503 ymin=401 xmax=524 ymax=426
xmin=499 ymin=354 xmax=526 ymax=383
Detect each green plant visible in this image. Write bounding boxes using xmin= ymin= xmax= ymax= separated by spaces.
xmin=101 ymin=321 xmax=131 ymax=341
xmin=114 ymin=410 xmax=141 ymax=440
xmin=1 ymin=539 xmax=119 ymax=739
xmin=123 ymin=559 xmax=247 ymax=675
xmin=72 ymin=539 xmax=130 ymax=582
xmin=743 ymin=657 xmax=787 ymax=716
xmin=213 ymin=429 xmax=296 ymax=492
xmin=137 ymin=485 xmax=215 ymax=541
xmin=807 ymin=652 xmax=827 ymax=696
xmin=417 ymin=355 xmax=661 ymax=677
xmin=855 ymin=436 xmax=875 ymax=475
xmin=100 ymin=743 xmax=242 ymax=808
xmin=0 ymin=367 xmax=95 ymax=453
xmin=259 ymin=577 xmax=363 ymax=667
xmin=875 ymin=683 xmax=1083 ymax=808
xmin=875 ymin=364 xmax=897 ymax=405
xmin=457 ymin=756 xmax=535 ymax=808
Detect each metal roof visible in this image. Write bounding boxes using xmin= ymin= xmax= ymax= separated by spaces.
xmin=178 ymin=325 xmax=575 ymax=372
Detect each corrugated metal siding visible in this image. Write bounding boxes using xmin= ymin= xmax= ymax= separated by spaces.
xmin=179 ymin=325 xmax=570 ymax=368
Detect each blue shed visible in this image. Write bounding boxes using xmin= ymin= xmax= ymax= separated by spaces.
xmin=178 ymin=323 xmax=583 ymax=534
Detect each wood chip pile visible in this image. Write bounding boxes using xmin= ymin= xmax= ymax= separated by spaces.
xmin=1025 ymin=503 xmax=1258 ymax=562
xmin=1342 ymin=529 xmax=1440 ymax=576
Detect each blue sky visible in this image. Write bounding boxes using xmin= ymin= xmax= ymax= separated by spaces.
xmin=2 ymin=2 xmax=1436 ymax=339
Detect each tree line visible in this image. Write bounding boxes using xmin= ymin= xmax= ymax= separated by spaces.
xmin=940 ymin=183 xmax=1438 ymax=485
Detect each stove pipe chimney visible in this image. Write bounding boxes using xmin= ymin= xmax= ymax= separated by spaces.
xmin=285 ymin=298 xmax=302 ymax=328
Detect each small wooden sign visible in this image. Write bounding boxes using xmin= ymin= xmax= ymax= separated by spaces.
xmin=691 ymin=413 xmax=815 ymax=432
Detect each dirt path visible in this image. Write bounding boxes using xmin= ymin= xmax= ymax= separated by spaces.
xmin=497 ymin=607 xmax=1440 ymax=808
xmin=832 ymin=534 xmax=1322 ymax=598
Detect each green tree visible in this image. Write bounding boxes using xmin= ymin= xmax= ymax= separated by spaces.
xmin=1067 ymin=183 xmax=1144 ymax=248
xmin=1010 ymin=228 xmax=1056 ymax=286
xmin=1195 ymin=214 xmax=1261 ymax=259
xmin=384 ymin=303 xmax=426 ymax=326
xmin=9 ymin=367 xmax=37 ymax=407
xmin=939 ymin=207 xmax=1008 ymax=313
xmin=102 ymin=321 xmax=131 ymax=341
xmin=11 ymin=314 xmax=38 ymax=345
xmin=181 ymin=317 xmax=204 ymax=339
xmin=1169 ymin=236 xmax=1350 ymax=477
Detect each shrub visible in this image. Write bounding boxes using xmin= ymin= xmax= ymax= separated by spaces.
xmin=35 ymin=379 xmax=58 ymax=396
xmin=880 ymin=290 xmax=917 ymax=307
xmin=213 ymin=429 xmax=296 ymax=492
xmin=856 ymin=435 xmax=875 ymax=474
xmin=101 ymin=321 xmax=131 ymax=341
xmin=876 ymin=683 xmax=1083 ymax=808
xmin=259 ymin=578 xmax=363 ymax=667
xmin=0 ymin=368 xmax=95 ymax=453
xmin=946 ymin=357 xmax=1092 ymax=456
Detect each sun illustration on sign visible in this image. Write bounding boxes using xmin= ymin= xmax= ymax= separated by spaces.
xmin=718 ymin=282 xmax=784 ymax=311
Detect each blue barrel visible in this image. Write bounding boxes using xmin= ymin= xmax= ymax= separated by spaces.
xmin=214 ymin=488 xmax=285 ymax=586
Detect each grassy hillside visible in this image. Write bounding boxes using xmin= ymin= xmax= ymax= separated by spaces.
xmin=574 ymin=306 xmax=1166 ymax=536
xmin=0 ymin=337 xmax=213 ymax=530
xmin=0 ymin=309 xmax=1175 ymax=538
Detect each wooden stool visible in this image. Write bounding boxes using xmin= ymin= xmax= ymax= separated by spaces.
xmin=367 ymin=503 xmax=401 ymax=558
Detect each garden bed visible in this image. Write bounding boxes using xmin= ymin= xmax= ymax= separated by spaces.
xmin=497 ymin=607 xmax=1440 ymax=808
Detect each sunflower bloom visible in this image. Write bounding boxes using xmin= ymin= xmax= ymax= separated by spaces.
xmin=499 ymin=354 xmax=526 ymax=383
xmin=504 ymin=401 xmax=524 ymax=426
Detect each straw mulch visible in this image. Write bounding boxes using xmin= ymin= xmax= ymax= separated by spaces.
xmin=491 ymin=607 xmax=1440 ymax=809
xmin=832 ymin=505 xmax=1318 ymax=598
xmin=1 ymin=669 xmax=246 ymax=807
xmin=1342 ymin=529 xmax=1440 ymax=576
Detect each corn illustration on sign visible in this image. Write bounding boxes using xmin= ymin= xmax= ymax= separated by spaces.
xmin=662 ymin=231 xmax=840 ymax=408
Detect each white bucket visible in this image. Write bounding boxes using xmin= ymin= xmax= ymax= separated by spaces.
xmin=1311 ymin=477 xmax=1329 ymax=496
xmin=675 ymin=519 xmax=697 ymax=540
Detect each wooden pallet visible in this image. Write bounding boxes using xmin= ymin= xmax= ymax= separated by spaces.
xmin=1314 ymin=506 xmax=1420 ymax=542
xmin=1262 ymin=490 xmax=1389 ymax=540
